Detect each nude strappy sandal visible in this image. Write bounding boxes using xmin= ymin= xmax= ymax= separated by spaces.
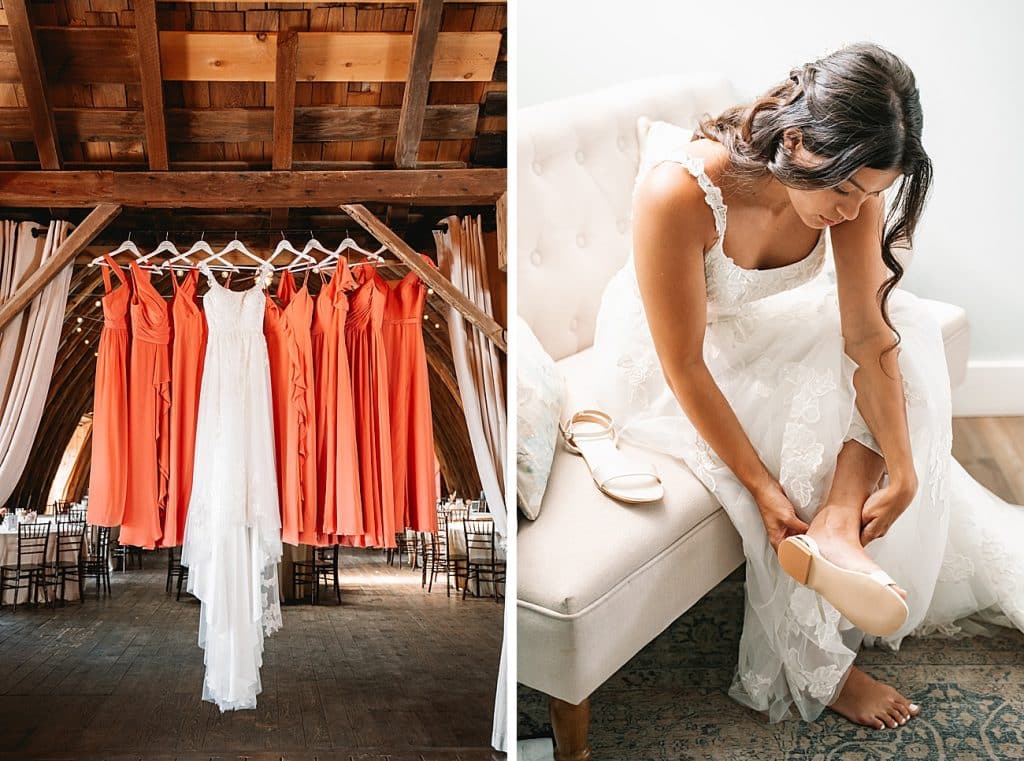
xmin=559 ymin=409 xmax=664 ymax=505
xmin=778 ymin=534 xmax=909 ymax=637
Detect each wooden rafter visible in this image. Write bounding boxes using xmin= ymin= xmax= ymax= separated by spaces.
xmin=272 ymin=29 xmax=299 ymax=171
xmin=0 ymin=170 xmax=505 ymax=207
xmin=341 ymin=203 xmax=506 ymax=353
xmin=496 ymin=190 xmax=507 ymax=272
xmin=5 ymin=0 xmax=60 ymax=169
xmin=0 ymin=204 xmax=122 ymax=332
xmin=395 ymin=0 xmax=444 ymax=168
xmin=133 ymin=0 xmax=169 ymax=171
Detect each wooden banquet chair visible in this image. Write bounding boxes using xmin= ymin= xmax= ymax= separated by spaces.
xmin=462 ymin=517 xmax=505 ymax=603
xmin=166 ymin=546 xmax=186 ymax=595
xmin=292 ymin=546 xmax=341 ymax=605
xmin=0 ymin=523 xmax=51 ymax=609
xmin=45 ymin=519 xmax=86 ymax=606
xmin=81 ymin=525 xmax=112 ymax=598
xmin=111 ymin=542 xmax=144 ymax=572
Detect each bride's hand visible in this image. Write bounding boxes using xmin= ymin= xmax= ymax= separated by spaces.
xmin=860 ymin=478 xmax=918 ymax=545
xmin=753 ymin=481 xmax=810 ymax=552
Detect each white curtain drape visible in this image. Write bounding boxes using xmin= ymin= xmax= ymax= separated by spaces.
xmin=0 ymin=220 xmax=73 ymax=506
xmin=434 ymin=214 xmax=508 ymax=752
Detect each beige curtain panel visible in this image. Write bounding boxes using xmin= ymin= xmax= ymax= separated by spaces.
xmin=0 ymin=221 xmax=73 ymax=506
xmin=434 ymin=214 xmax=508 ymax=753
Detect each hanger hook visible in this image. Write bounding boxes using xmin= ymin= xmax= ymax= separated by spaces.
xmin=200 ymin=231 xmax=206 ymax=242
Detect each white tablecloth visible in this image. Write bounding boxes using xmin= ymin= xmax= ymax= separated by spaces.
xmin=446 ymin=515 xmax=505 ymax=597
xmin=0 ymin=519 xmax=83 ymax=604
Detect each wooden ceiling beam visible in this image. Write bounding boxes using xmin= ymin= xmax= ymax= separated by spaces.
xmin=133 ymin=0 xmax=169 ymax=171
xmin=272 ymin=28 xmax=298 ymax=171
xmin=0 ymin=169 xmax=505 ymax=207
xmin=395 ymin=0 xmax=443 ymax=168
xmin=341 ymin=203 xmax=506 ymax=353
xmin=0 ymin=106 xmax=480 ymax=144
xmin=4 ymin=0 xmax=61 ymax=170
xmin=0 ymin=204 xmax=122 ymax=332
xmin=161 ymin=31 xmax=499 ymax=83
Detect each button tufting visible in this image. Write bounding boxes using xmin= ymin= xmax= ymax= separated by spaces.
xmin=575 ymin=149 xmax=585 ymax=164
xmin=576 ymin=233 xmax=587 ymax=248
xmin=530 ymin=249 xmax=542 ymax=265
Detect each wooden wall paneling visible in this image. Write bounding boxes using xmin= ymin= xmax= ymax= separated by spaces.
xmin=0 ymin=204 xmax=122 ymax=331
xmin=134 ymin=0 xmax=168 ymax=170
xmin=395 ymin=0 xmax=442 ymax=169
xmin=5 ymin=0 xmax=61 ymax=168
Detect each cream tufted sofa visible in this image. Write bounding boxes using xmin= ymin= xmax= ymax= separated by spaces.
xmin=516 ymin=74 xmax=971 ymax=759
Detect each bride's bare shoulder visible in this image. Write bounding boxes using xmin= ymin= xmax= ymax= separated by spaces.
xmin=633 ymin=138 xmax=726 ymax=249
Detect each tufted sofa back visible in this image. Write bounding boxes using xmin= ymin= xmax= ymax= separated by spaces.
xmin=517 ymin=74 xmax=739 ymax=361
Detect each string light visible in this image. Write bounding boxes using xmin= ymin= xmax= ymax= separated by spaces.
xmin=76 ymin=317 xmax=83 ymax=324
xmin=84 ymin=339 xmax=90 ymax=345
xmin=427 ymin=287 xmax=434 ymax=295
xmin=75 ymin=326 xmax=82 ymax=333
xmin=94 ymin=352 xmax=98 ymax=357
xmin=94 ymin=300 xmax=101 ymax=308
xmin=434 ymin=323 xmax=440 ymax=329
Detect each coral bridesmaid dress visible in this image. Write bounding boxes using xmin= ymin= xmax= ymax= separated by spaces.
xmin=163 ymin=269 xmax=206 ymax=548
xmin=264 ymin=273 xmax=297 ymax=544
xmin=281 ymin=270 xmax=320 ymax=546
xmin=344 ymin=264 xmax=397 ymax=549
xmin=310 ymin=272 xmax=338 ymax=546
xmin=383 ymin=255 xmax=439 ymax=533
xmin=121 ymin=261 xmax=171 ymax=549
xmin=87 ymin=254 xmax=131 ymax=528
xmin=329 ymin=261 xmax=363 ymax=541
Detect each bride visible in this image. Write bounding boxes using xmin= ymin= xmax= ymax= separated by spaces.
xmin=590 ymin=41 xmax=1024 ymax=730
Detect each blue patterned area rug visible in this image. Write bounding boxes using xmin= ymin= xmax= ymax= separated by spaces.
xmin=518 ymin=567 xmax=1024 ymax=760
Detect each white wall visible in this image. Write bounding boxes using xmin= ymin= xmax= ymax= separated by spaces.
xmin=517 ymin=0 xmax=1024 ymax=413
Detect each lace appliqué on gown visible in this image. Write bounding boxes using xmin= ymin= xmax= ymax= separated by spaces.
xmin=592 ymin=128 xmax=1024 ymax=723
xmin=182 ymin=263 xmax=283 ymax=712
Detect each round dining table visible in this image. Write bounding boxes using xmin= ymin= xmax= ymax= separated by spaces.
xmin=0 ymin=517 xmax=84 ymax=604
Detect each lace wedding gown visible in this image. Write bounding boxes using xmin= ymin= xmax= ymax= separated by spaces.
xmin=591 ymin=129 xmax=1024 ymax=723
xmin=181 ymin=265 xmax=283 ymax=712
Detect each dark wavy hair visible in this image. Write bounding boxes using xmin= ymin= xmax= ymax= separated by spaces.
xmin=694 ymin=42 xmax=932 ymax=371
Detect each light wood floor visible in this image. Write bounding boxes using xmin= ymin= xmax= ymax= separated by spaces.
xmin=0 ymin=548 xmax=503 ymax=761
xmin=953 ymin=416 xmax=1024 ymax=503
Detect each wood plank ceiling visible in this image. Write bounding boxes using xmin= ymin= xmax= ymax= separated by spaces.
xmin=0 ymin=0 xmax=507 ymax=509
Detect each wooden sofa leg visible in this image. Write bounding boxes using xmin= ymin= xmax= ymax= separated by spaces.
xmin=549 ymin=695 xmax=592 ymax=761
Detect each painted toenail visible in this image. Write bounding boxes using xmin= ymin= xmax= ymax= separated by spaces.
xmin=910 ymin=703 xmax=919 ymax=711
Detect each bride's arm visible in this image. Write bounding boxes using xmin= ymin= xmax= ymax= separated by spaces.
xmin=633 ymin=164 xmax=808 ymax=547
xmin=831 ymin=194 xmax=919 ymax=502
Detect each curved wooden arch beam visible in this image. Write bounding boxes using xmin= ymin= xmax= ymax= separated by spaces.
xmin=0 ymin=204 xmax=122 ymax=332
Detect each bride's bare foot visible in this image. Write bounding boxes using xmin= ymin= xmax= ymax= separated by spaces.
xmin=829 ymin=666 xmax=920 ymax=729
xmin=806 ymin=507 xmax=907 ymax=599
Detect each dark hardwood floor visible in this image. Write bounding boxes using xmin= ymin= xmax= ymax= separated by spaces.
xmin=0 ymin=548 xmax=503 ymax=761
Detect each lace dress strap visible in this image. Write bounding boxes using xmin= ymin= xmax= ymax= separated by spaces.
xmin=656 ymin=151 xmax=728 ymax=243
xmin=197 ymin=262 xmax=218 ymax=288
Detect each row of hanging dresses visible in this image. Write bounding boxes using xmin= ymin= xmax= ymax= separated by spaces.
xmin=182 ymin=264 xmax=282 ymax=712
xmin=262 ymin=258 xmax=439 ymax=549
xmin=87 ymin=260 xmax=207 ymax=550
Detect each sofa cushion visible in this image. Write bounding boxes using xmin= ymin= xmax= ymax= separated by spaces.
xmin=517 ymin=348 xmax=745 ymax=702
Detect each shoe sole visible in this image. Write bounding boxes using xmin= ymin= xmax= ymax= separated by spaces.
xmin=778 ymin=537 xmax=909 ymax=637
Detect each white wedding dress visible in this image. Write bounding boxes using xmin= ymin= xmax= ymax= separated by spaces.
xmin=181 ymin=264 xmax=283 ymax=712
xmin=591 ymin=130 xmax=1024 ymax=723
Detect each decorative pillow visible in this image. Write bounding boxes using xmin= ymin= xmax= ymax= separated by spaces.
xmin=634 ymin=117 xmax=700 ymax=191
xmin=516 ymin=316 xmax=566 ymax=521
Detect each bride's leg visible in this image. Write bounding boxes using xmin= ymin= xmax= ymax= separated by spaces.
xmin=806 ymin=439 xmax=920 ymax=729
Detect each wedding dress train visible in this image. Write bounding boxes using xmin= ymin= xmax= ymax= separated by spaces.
xmin=590 ymin=127 xmax=1024 ymax=722
xmin=181 ymin=264 xmax=283 ymax=711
